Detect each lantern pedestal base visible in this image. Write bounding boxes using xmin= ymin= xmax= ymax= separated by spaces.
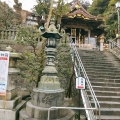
xmin=19 ymin=89 xmax=74 ymax=120
xmin=32 ymin=88 xmax=64 ymax=107
xmin=20 ymin=100 xmax=74 ymax=120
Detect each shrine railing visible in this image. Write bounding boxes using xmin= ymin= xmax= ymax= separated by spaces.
xmin=108 ymin=38 xmax=120 ymax=59
xmin=0 ymin=29 xmax=17 ymax=41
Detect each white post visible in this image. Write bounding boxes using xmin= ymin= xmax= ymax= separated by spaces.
xmin=100 ymin=35 xmax=105 ymax=51
xmin=88 ymin=30 xmax=90 ymax=44
xmin=100 ymin=42 xmax=104 ymax=51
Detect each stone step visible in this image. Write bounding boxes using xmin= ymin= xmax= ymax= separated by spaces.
xmin=86 ymin=90 xmax=120 ymax=96
xmin=85 ymin=68 xmax=120 ymax=72
xmin=97 ymin=115 xmax=120 ymax=120
xmin=78 ymin=50 xmax=120 ymax=119
xmin=82 ymin=61 xmax=113 ymax=64
xmin=90 ymin=82 xmax=120 ymax=87
xmin=81 ymin=56 xmax=120 ymax=60
xmin=89 ymin=78 xmax=120 ymax=83
xmin=84 ymin=65 xmax=117 ymax=69
xmin=89 ymin=96 xmax=120 ymax=102
xmin=0 ymin=100 xmax=26 ymax=120
xmin=88 ymin=75 xmax=120 ymax=79
xmin=0 ymin=96 xmax=22 ymax=109
xmin=86 ymin=71 xmax=120 ymax=75
xmin=91 ymin=101 xmax=120 ymax=108
xmin=91 ymin=86 xmax=120 ymax=91
xmin=84 ymin=65 xmax=120 ymax=69
xmin=80 ymin=55 xmax=110 ymax=58
xmin=88 ymin=73 xmax=120 ymax=77
xmin=82 ymin=59 xmax=112 ymax=63
xmin=100 ymin=108 xmax=120 ymax=116
xmin=82 ymin=60 xmax=113 ymax=66
xmin=79 ymin=52 xmax=107 ymax=56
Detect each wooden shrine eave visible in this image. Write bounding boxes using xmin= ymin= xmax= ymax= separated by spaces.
xmin=61 ymin=0 xmax=104 ymax=30
xmin=65 ymin=9 xmax=103 ymax=21
xmin=65 ymin=1 xmax=104 ymax=22
xmin=62 ymin=16 xmax=103 ymax=22
xmin=61 ymin=17 xmax=103 ymax=30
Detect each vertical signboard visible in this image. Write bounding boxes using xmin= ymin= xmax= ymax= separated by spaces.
xmin=0 ymin=51 xmax=9 ymax=96
xmin=76 ymin=77 xmax=85 ymax=89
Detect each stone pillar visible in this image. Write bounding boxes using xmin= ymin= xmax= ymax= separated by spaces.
xmin=99 ymin=35 xmax=105 ymax=51
xmin=0 ymin=46 xmax=26 ymax=120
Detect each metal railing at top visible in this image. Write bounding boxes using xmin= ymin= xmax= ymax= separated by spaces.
xmin=70 ymin=43 xmax=101 ymax=120
xmin=108 ymin=38 xmax=120 ymax=59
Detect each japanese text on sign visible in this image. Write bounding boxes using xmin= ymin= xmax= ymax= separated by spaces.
xmin=76 ymin=77 xmax=85 ymax=89
xmin=0 ymin=51 xmax=9 ymax=96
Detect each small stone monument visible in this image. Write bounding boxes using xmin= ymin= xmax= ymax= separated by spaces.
xmin=0 ymin=46 xmax=26 ymax=120
xmin=20 ymin=19 xmax=74 ymax=120
xmin=99 ymin=34 xmax=105 ymax=51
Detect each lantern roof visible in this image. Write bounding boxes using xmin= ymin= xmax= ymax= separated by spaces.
xmin=42 ymin=19 xmax=62 ymax=39
xmin=42 ymin=32 xmax=62 ymax=39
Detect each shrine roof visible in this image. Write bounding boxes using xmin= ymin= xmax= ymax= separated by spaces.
xmin=64 ymin=1 xmax=104 ymax=21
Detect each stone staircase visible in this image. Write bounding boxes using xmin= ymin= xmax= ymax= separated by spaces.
xmin=78 ymin=49 xmax=120 ymax=120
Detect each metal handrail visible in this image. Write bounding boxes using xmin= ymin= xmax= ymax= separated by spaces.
xmin=70 ymin=43 xmax=101 ymax=120
xmin=47 ymin=42 xmax=100 ymax=120
xmin=47 ymin=107 xmax=96 ymax=120
xmin=108 ymin=38 xmax=120 ymax=58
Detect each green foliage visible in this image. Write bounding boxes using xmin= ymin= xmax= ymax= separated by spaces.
xmin=13 ymin=0 xmax=22 ymax=11
xmin=88 ymin=0 xmax=109 ymax=16
xmin=56 ymin=43 xmax=81 ymax=107
xmin=16 ymin=26 xmax=46 ymax=90
xmin=34 ymin=0 xmax=71 ymax=25
xmin=0 ymin=1 xmax=15 ymax=29
xmin=56 ymin=43 xmax=73 ymax=93
xmin=16 ymin=26 xmax=41 ymax=52
xmin=0 ymin=1 xmax=21 ymax=29
xmin=88 ymin=0 xmax=120 ymax=39
xmin=19 ymin=48 xmax=45 ymax=87
xmin=35 ymin=0 xmax=50 ymax=15
xmin=53 ymin=0 xmax=70 ymax=17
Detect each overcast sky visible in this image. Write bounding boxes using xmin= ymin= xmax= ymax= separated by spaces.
xmin=1 ymin=0 xmax=92 ymax=11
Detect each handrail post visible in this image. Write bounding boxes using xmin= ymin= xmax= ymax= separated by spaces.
xmin=47 ymin=108 xmax=51 ymax=120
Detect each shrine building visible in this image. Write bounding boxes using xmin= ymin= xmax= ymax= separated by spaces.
xmin=61 ymin=0 xmax=105 ymax=47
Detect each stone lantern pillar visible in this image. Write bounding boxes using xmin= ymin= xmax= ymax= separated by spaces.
xmin=99 ymin=34 xmax=105 ymax=51
xmin=0 ymin=46 xmax=26 ymax=120
xmin=20 ymin=19 xmax=74 ymax=120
